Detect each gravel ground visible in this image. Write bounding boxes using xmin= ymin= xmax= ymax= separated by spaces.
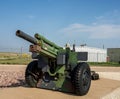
xmin=0 ymin=71 xmax=25 ymax=87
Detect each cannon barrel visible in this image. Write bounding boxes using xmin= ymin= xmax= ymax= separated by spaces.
xmin=16 ymin=30 xmax=37 ymax=44
xmin=16 ymin=30 xmax=62 ymax=58
xmin=35 ymin=33 xmax=61 ymax=49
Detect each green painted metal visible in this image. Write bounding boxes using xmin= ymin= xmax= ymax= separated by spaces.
xmin=69 ymin=52 xmax=77 ymax=69
xmin=61 ymin=78 xmax=75 ymax=92
xmin=16 ymin=30 xmax=91 ymax=95
xmin=16 ymin=30 xmax=62 ymax=58
xmin=39 ymin=48 xmax=57 ymax=58
xmin=35 ymin=33 xmax=61 ymax=49
xmin=53 ymin=66 xmax=65 ymax=88
xmin=35 ymin=34 xmax=63 ymax=58
xmin=48 ymin=65 xmax=65 ymax=76
xmin=40 ymin=41 xmax=58 ymax=56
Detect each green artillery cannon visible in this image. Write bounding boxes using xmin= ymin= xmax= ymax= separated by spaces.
xmin=16 ymin=30 xmax=91 ymax=96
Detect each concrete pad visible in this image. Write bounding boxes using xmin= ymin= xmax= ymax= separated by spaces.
xmin=98 ymin=72 xmax=120 ymax=81
xmin=0 ymin=78 xmax=120 ymax=99
xmin=102 ymin=87 xmax=120 ymax=99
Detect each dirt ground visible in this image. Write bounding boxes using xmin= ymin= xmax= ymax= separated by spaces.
xmin=0 ymin=65 xmax=120 ymax=99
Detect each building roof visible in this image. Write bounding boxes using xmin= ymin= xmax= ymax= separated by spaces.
xmin=70 ymin=46 xmax=107 ymax=53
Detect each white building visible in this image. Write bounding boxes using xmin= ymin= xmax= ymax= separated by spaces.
xmin=73 ymin=46 xmax=107 ymax=62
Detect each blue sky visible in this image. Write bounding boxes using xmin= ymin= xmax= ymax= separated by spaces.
xmin=0 ymin=0 xmax=120 ymax=52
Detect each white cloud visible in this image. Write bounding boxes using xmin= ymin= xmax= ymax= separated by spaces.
xmin=89 ymin=24 xmax=120 ymax=38
xmin=60 ymin=23 xmax=120 ymax=39
xmin=60 ymin=10 xmax=120 ymax=39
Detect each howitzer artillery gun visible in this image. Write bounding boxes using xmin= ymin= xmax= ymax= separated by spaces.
xmin=16 ymin=30 xmax=91 ymax=96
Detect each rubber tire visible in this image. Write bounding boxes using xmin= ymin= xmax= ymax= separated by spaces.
xmin=74 ymin=62 xmax=91 ymax=96
xmin=91 ymin=71 xmax=95 ymax=76
xmin=25 ymin=61 xmax=39 ymax=87
xmin=91 ymin=73 xmax=99 ymax=80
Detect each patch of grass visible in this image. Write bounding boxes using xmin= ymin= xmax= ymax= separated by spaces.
xmin=0 ymin=52 xmax=32 ymax=65
xmin=89 ymin=62 xmax=120 ymax=67
xmin=0 ymin=58 xmax=32 ymax=65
